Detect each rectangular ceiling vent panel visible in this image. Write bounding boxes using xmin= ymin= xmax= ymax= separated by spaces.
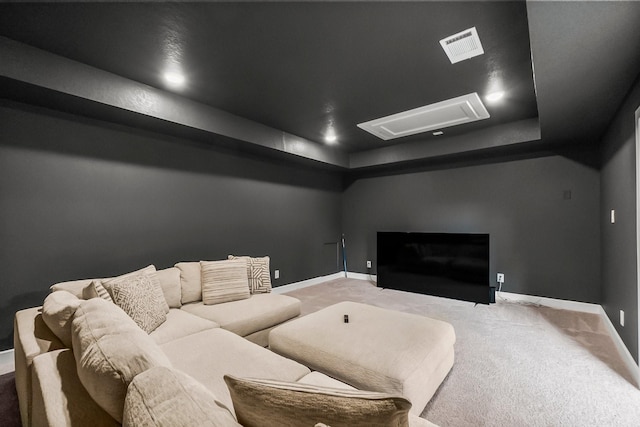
xmin=357 ymin=93 xmax=490 ymax=141
xmin=440 ymin=27 xmax=484 ymax=64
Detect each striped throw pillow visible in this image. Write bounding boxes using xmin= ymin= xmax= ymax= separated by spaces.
xmin=227 ymin=255 xmax=272 ymax=294
xmin=200 ymin=259 xmax=250 ymax=305
xmin=82 ymin=280 xmax=114 ymax=302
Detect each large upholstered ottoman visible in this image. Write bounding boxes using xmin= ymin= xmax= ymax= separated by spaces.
xmin=269 ymin=301 xmax=456 ymax=415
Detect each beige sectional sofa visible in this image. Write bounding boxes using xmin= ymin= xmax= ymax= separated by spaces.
xmin=14 ymin=261 xmax=437 ymax=427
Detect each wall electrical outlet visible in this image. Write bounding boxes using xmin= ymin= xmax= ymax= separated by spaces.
xmin=497 ymin=273 xmax=505 ymax=283
xmin=274 ymin=270 xmax=280 ymax=280
xmin=367 ymin=260 xmax=372 ymax=269
xmin=620 ymin=310 xmax=625 ymax=327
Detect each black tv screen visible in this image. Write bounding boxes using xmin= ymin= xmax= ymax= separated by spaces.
xmin=377 ymin=232 xmax=491 ymax=304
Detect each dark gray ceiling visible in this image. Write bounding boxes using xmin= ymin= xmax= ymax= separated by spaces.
xmin=1 ymin=1 xmax=639 ymax=170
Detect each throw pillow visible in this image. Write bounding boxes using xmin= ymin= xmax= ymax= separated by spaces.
xmin=82 ymin=280 xmax=114 ymax=302
xmin=223 ymin=375 xmax=411 ymax=427
xmin=123 ymin=366 xmax=241 ymax=427
xmin=200 ymin=259 xmax=250 ymax=305
xmin=228 ymin=255 xmax=272 ymax=294
xmin=102 ymin=272 xmax=169 ymax=313
xmin=174 ymin=262 xmax=202 ymax=304
xmin=42 ymin=290 xmax=82 ymax=348
xmin=72 ymin=298 xmax=172 ymax=423
xmin=109 ymin=274 xmax=168 ymax=333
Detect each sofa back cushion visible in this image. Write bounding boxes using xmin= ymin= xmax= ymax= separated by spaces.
xmin=155 ymin=267 xmax=182 ymax=308
xmin=174 ymin=262 xmax=202 ymax=304
xmin=50 ymin=264 xmax=157 ymax=298
xmin=200 ymin=259 xmax=250 ymax=305
xmin=124 ymin=366 xmax=241 ymax=427
xmin=42 ymin=290 xmax=82 ymax=348
xmin=72 ymin=298 xmax=172 ymax=423
xmin=224 ymin=375 xmax=411 ymax=427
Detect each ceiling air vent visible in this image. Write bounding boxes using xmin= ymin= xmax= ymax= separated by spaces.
xmin=357 ymin=93 xmax=490 ymax=141
xmin=440 ymin=27 xmax=484 ymax=64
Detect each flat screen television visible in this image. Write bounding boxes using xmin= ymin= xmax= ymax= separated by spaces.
xmin=377 ymin=232 xmax=491 ymax=304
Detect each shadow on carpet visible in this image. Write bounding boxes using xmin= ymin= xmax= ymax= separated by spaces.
xmin=0 ymin=372 xmax=20 ymax=427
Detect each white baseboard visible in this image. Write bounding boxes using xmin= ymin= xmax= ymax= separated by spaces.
xmin=272 ymin=272 xmax=345 ymax=294
xmin=346 ymin=272 xmax=377 ymax=282
xmin=0 ymin=349 xmax=14 ymax=370
xmin=497 ymin=291 xmax=602 ymax=314
xmin=597 ymin=306 xmax=640 ymax=388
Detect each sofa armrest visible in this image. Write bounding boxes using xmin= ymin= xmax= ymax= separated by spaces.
xmin=14 ymin=307 xmax=65 ymax=427
xmin=31 ymin=349 xmax=118 ymax=427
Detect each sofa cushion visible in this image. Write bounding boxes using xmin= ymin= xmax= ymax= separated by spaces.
xmin=123 ymin=366 xmax=241 ymax=427
xmin=31 ymin=349 xmax=118 ymax=427
xmin=41 ymin=291 xmax=81 ymax=348
xmin=228 ymin=255 xmax=272 ymax=294
xmin=14 ymin=307 xmax=66 ymax=427
xmin=297 ymin=371 xmax=357 ymax=390
xmin=174 ymin=262 xmax=202 ymax=304
xmin=72 ymin=298 xmax=172 ymax=423
xmin=224 ymin=375 xmax=412 ymax=427
xmin=160 ymin=328 xmax=310 ymax=413
xmin=155 ymin=267 xmax=182 ymax=308
xmin=181 ymin=293 xmax=300 ymax=337
xmin=200 ymin=259 xmax=250 ymax=305
xmin=150 ymin=309 xmax=219 ymax=345
xmin=50 ymin=264 xmax=156 ymax=298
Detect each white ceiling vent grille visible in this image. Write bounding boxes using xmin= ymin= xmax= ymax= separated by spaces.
xmin=440 ymin=27 xmax=484 ymax=64
xmin=357 ymin=93 xmax=490 ymax=141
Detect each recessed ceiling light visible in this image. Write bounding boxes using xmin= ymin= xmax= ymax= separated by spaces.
xmin=325 ymin=133 xmax=337 ymax=144
xmin=163 ymin=71 xmax=185 ymax=87
xmin=485 ymin=91 xmax=505 ymax=103
xmin=433 ymin=130 xmax=444 ymax=136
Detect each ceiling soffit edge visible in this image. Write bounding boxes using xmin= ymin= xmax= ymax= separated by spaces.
xmin=349 ymin=118 xmax=541 ymax=169
xmin=0 ymin=36 xmax=349 ymax=168
xmin=1 ymin=36 xmax=541 ymax=170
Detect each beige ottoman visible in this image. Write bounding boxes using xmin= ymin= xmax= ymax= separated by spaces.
xmin=269 ymin=301 xmax=455 ymax=415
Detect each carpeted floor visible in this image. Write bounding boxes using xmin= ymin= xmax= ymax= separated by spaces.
xmin=2 ymin=278 xmax=639 ymax=426
xmin=285 ymin=279 xmax=640 ymax=426
xmin=0 ymin=371 xmax=20 ymax=427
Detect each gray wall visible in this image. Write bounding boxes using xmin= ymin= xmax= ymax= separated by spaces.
xmin=342 ymin=156 xmax=601 ymax=303
xmin=600 ymin=74 xmax=640 ymax=363
xmin=0 ymin=103 xmax=343 ymax=350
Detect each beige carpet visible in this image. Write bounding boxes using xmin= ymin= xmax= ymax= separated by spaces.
xmin=285 ymin=278 xmax=640 ymax=427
